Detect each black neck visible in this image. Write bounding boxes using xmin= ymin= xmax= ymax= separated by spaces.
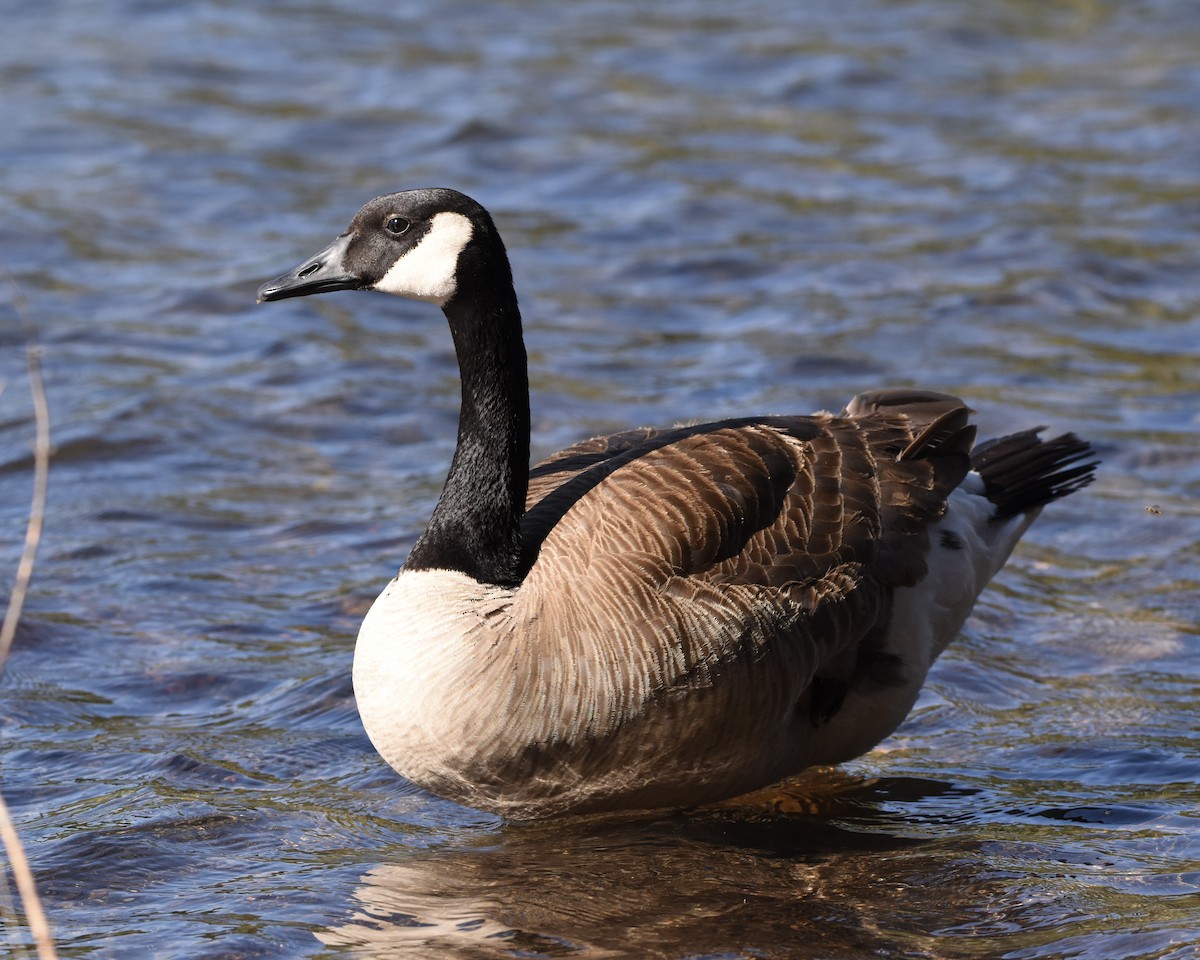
xmin=403 ymin=279 xmax=530 ymax=585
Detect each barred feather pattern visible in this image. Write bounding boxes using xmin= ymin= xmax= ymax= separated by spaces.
xmin=352 ymin=391 xmax=1038 ymax=818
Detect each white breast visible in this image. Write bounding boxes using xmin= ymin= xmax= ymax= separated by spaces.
xmin=352 ymin=569 xmax=515 ymax=784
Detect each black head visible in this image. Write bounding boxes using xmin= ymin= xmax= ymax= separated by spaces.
xmin=256 ymin=188 xmax=502 ymax=306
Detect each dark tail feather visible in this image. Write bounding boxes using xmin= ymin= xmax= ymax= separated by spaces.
xmin=971 ymin=429 xmax=1098 ymax=521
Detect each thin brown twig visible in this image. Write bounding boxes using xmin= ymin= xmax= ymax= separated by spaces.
xmin=0 ymin=265 xmax=60 ymax=960
xmin=0 ymin=275 xmax=50 ymax=667
xmin=0 ymin=840 xmax=33 ymax=960
xmin=0 ymin=798 xmax=46 ymax=960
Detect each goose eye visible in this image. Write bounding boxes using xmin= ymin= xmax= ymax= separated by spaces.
xmin=385 ymin=216 xmax=411 ymax=236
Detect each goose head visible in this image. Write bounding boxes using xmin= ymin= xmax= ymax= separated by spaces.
xmin=257 ymin=188 xmax=530 ymax=586
xmin=256 ymin=188 xmax=505 ymax=308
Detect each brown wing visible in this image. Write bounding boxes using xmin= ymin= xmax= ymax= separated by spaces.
xmin=525 ymin=427 xmax=669 ymax=514
xmin=523 ymin=391 xmax=973 ymax=585
xmin=516 ymin=390 xmax=974 ymax=723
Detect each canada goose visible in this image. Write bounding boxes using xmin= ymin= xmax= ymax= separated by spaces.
xmin=258 ymin=188 xmax=1096 ymax=820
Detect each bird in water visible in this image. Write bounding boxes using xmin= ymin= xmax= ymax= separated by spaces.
xmin=258 ymin=188 xmax=1096 ymax=820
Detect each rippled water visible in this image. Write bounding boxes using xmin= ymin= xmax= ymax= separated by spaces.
xmin=2 ymin=0 xmax=1198 ymax=957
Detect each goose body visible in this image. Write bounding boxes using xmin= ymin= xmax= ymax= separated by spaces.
xmin=258 ymin=189 xmax=1096 ymax=819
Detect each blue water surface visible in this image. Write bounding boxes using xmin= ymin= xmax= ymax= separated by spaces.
xmin=1 ymin=1 xmax=1198 ymax=957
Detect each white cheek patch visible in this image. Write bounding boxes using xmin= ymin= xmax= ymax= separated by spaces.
xmin=372 ymin=211 xmax=474 ymax=306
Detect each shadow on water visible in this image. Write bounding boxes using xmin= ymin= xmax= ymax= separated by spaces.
xmin=318 ymin=775 xmax=1000 ymax=959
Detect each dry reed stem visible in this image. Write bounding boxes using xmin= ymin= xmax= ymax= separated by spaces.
xmin=0 ymin=846 xmax=32 ymax=960
xmin=1 ymin=267 xmax=60 ymax=960
xmin=0 ymin=277 xmax=50 ymax=666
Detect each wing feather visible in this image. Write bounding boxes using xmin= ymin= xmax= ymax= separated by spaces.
xmin=511 ymin=392 xmax=974 ymax=734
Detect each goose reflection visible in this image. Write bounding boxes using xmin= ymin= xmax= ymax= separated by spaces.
xmin=319 ymin=773 xmax=1002 ymax=958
